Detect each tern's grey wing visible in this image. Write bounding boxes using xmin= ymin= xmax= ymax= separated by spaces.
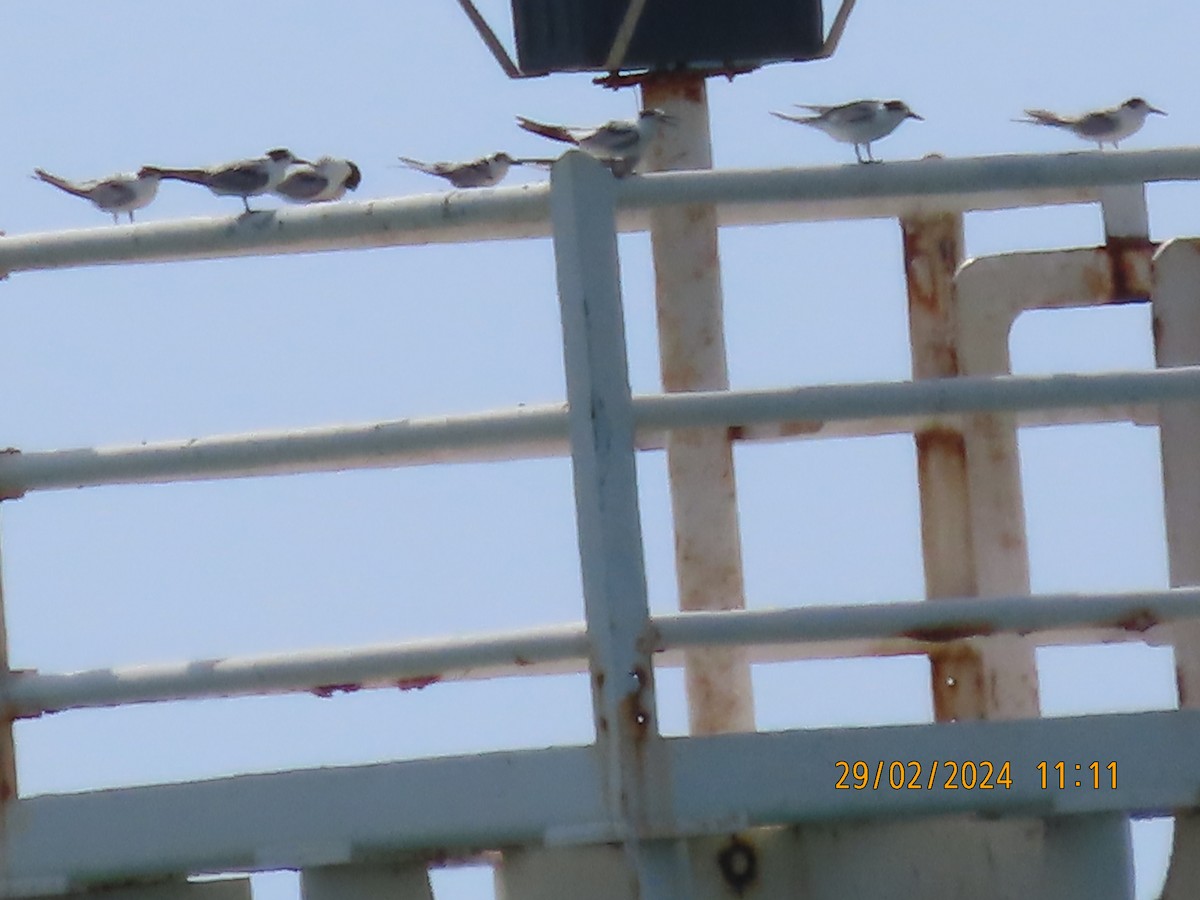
xmin=585 ymin=121 xmax=640 ymax=154
xmin=827 ymin=101 xmax=879 ymax=125
xmin=89 ymin=179 xmax=138 ymax=209
xmin=1073 ymin=110 xmax=1119 ymax=138
xmin=209 ymin=163 xmax=270 ymax=195
xmin=794 ymin=103 xmax=836 ymax=114
xmin=275 ymin=171 xmax=328 ymax=201
xmin=446 ymin=160 xmax=498 ymax=188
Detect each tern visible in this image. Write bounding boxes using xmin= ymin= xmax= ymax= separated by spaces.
xmin=397 ymin=152 xmax=518 ymax=188
xmin=515 ymin=109 xmax=672 ymax=175
xmin=273 ymin=157 xmax=361 ymax=203
xmin=1018 ymin=98 xmax=1165 ymax=149
xmin=771 ymin=99 xmax=923 ymax=163
xmin=147 ymin=148 xmax=306 ymax=212
xmin=33 ymin=167 xmax=161 ymax=223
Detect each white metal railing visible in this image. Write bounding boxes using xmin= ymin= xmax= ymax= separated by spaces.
xmin=6 ymin=587 xmax=1198 ymax=719
xmin=0 ymin=366 xmax=1195 ymax=495
xmin=2 ymin=148 xmax=1200 ymax=276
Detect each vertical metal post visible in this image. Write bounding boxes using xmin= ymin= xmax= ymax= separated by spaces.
xmin=901 ymin=214 xmax=1039 ymax=720
xmin=549 ymin=150 xmax=691 ymax=898
xmin=639 ymin=73 xmax=754 ymax=736
xmin=1151 ymin=239 xmax=1200 ymax=899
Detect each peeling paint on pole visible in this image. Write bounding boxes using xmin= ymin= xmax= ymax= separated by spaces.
xmin=641 ymin=73 xmax=754 ymax=736
xmin=902 ymin=213 xmax=1040 ymax=722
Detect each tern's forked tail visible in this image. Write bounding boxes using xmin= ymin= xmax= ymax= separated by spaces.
xmin=33 ymin=169 xmax=87 ymax=197
xmin=515 ymin=116 xmax=579 ymax=146
xmin=1021 ymin=109 xmax=1070 ymax=128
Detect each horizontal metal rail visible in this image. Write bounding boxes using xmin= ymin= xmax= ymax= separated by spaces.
xmin=0 ymin=366 xmax=1194 ymax=496
xmin=2 ymin=148 xmax=1199 ymax=276
xmin=6 ymin=587 xmax=1196 ymax=718
xmin=8 ymin=709 xmax=1200 ymax=889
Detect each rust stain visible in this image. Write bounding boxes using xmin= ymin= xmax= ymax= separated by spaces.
xmin=1113 ymin=608 xmax=1158 ymax=633
xmin=1177 ymin=665 xmax=1192 ymax=708
xmin=903 ymin=622 xmax=995 ymax=643
xmin=311 ymin=683 xmax=362 ymax=698
xmin=1104 ymin=237 xmax=1156 ymax=303
xmin=513 ymin=655 xmax=533 ymax=667
xmin=396 ymin=675 xmax=440 ymax=692
xmin=618 ymin=665 xmax=653 ymax=745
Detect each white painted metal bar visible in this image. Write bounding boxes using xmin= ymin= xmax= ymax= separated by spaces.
xmin=550 ymin=151 xmax=691 ymax=896
xmin=641 ymin=73 xmax=754 ymax=737
xmin=3 ymin=149 xmax=1200 ymax=276
xmin=0 ymin=366 xmax=1195 ymax=497
xmin=1151 ymin=238 xmax=1200 ymax=900
xmin=6 ymin=710 xmax=1200 ymax=892
xmin=6 ymin=587 xmax=1197 ymax=718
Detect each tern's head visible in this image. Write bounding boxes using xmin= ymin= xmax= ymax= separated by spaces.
xmin=492 ymin=152 xmax=516 ymax=165
xmin=137 ymin=166 xmax=164 ymax=181
xmin=1125 ymin=97 xmax=1166 ymax=116
xmin=884 ymin=100 xmax=923 ymax=121
xmin=267 ymin=148 xmax=307 ymax=164
xmin=343 ymin=161 xmax=362 ymax=191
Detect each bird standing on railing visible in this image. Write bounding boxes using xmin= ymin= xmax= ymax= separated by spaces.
xmin=771 ymin=99 xmax=923 ymax=164
xmin=396 ymin=152 xmax=519 ymax=188
xmin=273 ymin=157 xmax=362 ymax=203
xmin=33 ymin=167 xmax=162 ymax=224
xmin=146 ymin=148 xmax=307 ymax=212
xmin=515 ymin=109 xmax=673 ymax=176
xmin=1016 ymin=98 xmax=1165 ymax=150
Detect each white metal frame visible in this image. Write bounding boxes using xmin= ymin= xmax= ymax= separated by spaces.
xmin=3 ymin=148 xmax=1200 ymax=898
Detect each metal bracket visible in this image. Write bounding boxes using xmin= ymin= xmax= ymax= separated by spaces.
xmin=454 ymin=0 xmax=532 ymax=79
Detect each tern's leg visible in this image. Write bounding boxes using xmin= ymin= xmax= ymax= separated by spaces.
xmin=854 ymin=144 xmax=865 ymax=164
xmin=241 ymin=196 xmax=251 ymax=213
xmin=111 ymin=211 xmax=119 ymax=225
xmin=866 ymin=143 xmax=878 ymax=163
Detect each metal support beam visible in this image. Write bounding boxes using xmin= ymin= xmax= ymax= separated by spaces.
xmin=903 ymin=213 xmax=1039 ymax=721
xmin=549 ymin=150 xmax=691 ymax=897
xmin=4 ymin=710 xmax=1200 ymax=892
xmin=641 ymin=73 xmax=754 ymax=736
xmin=1151 ymin=239 xmax=1200 ymax=900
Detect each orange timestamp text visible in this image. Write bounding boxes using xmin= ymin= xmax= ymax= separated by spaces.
xmin=834 ymin=759 xmax=1013 ymax=791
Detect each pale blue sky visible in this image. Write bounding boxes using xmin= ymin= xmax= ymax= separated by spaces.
xmin=3 ymin=1 xmax=1197 ymax=897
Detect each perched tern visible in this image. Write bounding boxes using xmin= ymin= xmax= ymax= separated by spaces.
xmin=771 ymin=99 xmax=923 ymax=163
xmin=515 ymin=109 xmax=673 ymax=175
xmin=273 ymin=157 xmax=361 ymax=203
xmin=397 ymin=152 xmax=518 ymax=188
xmin=147 ymin=148 xmax=306 ymax=212
xmin=33 ymin=167 xmax=161 ymax=223
xmin=1018 ymin=98 xmax=1165 ymax=149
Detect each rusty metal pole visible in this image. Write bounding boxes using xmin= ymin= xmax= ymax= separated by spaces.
xmin=901 ymin=213 xmax=1038 ymax=721
xmin=639 ymin=74 xmax=754 ymax=736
